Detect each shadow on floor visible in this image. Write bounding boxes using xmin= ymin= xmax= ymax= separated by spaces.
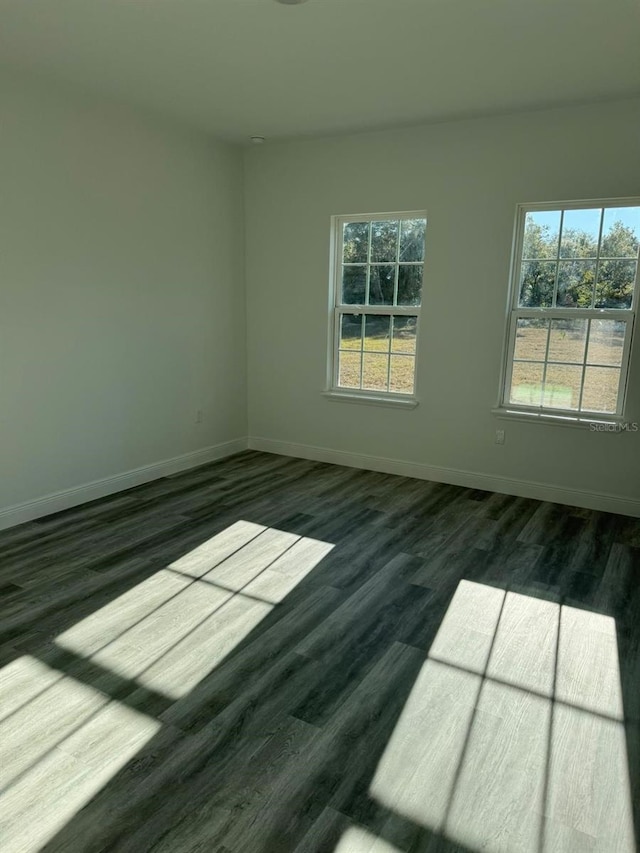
xmin=0 ymin=450 xmax=638 ymax=852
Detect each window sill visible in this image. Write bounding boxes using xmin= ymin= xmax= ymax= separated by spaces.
xmin=491 ymin=407 xmax=631 ymax=430
xmin=323 ymin=390 xmax=419 ymax=409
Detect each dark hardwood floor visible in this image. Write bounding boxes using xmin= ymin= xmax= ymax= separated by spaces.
xmin=0 ymin=450 xmax=638 ymax=852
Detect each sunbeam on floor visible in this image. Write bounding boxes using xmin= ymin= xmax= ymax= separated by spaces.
xmin=336 ymin=824 xmax=403 ymax=853
xmin=0 ymin=655 xmax=161 ymax=851
xmin=0 ymin=521 xmax=334 ymax=852
xmin=367 ymin=580 xmax=635 ymax=853
xmin=56 ymin=520 xmax=334 ymax=698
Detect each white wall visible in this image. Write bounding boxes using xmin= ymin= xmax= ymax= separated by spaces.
xmin=245 ymin=100 xmax=640 ymax=507
xmin=3 ymin=84 xmax=638 ymax=521
xmin=0 ymin=74 xmax=247 ymax=512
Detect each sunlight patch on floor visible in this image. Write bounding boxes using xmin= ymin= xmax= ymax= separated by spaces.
xmin=334 ymin=825 xmax=403 ymax=853
xmin=0 ymin=655 xmax=160 ymax=852
xmin=0 ymin=522 xmax=334 ymax=852
xmin=56 ymin=521 xmax=334 ymax=698
xmin=369 ymin=580 xmax=635 ymax=853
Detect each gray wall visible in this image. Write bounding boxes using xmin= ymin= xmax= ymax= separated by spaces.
xmin=3 ymin=80 xmax=638 ymax=519
xmin=0 ymin=74 xmax=247 ymax=510
xmin=244 ymin=100 xmax=640 ymax=505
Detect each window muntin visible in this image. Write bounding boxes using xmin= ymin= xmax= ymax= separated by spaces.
xmin=503 ymin=201 xmax=639 ymax=417
xmin=331 ymin=213 xmax=426 ymax=398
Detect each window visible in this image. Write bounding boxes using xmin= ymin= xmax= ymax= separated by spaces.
xmin=500 ymin=199 xmax=640 ymax=420
xmin=328 ymin=212 xmax=427 ymax=401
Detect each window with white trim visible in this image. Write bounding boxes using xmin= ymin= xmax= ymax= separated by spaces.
xmin=328 ymin=212 xmax=427 ymax=399
xmin=500 ymin=200 xmax=639 ymax=419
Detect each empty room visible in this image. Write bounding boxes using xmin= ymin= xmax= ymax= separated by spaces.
xmin=1 ymin=1 xmax=639 ymax=851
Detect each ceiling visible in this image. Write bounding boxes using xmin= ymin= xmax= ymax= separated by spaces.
xmin=0 ymin=0 xmax=638 ymax=142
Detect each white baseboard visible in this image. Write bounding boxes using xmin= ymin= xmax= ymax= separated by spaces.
xmin=3 ymin=434 xmax=637 ymax=530
xmin=0 ymin=438 xmax=248 ymax=531
xmin=248 ymin=436 xmax=640 ymax=518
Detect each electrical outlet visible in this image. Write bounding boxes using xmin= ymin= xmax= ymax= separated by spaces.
xmin=195 ymin=409 xmax=204 ymax=424
xmin=495 ymin=429 xmax=505 ymax=445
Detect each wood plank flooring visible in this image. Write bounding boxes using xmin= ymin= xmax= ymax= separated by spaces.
xmin=0 ymin=450 xmax=639 ymax=852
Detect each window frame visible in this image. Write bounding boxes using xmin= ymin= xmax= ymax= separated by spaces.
xmin=326 ymin=210 xmax=427 ymax=405
xmin=497 ymin=198 xmax=639 ymax=423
